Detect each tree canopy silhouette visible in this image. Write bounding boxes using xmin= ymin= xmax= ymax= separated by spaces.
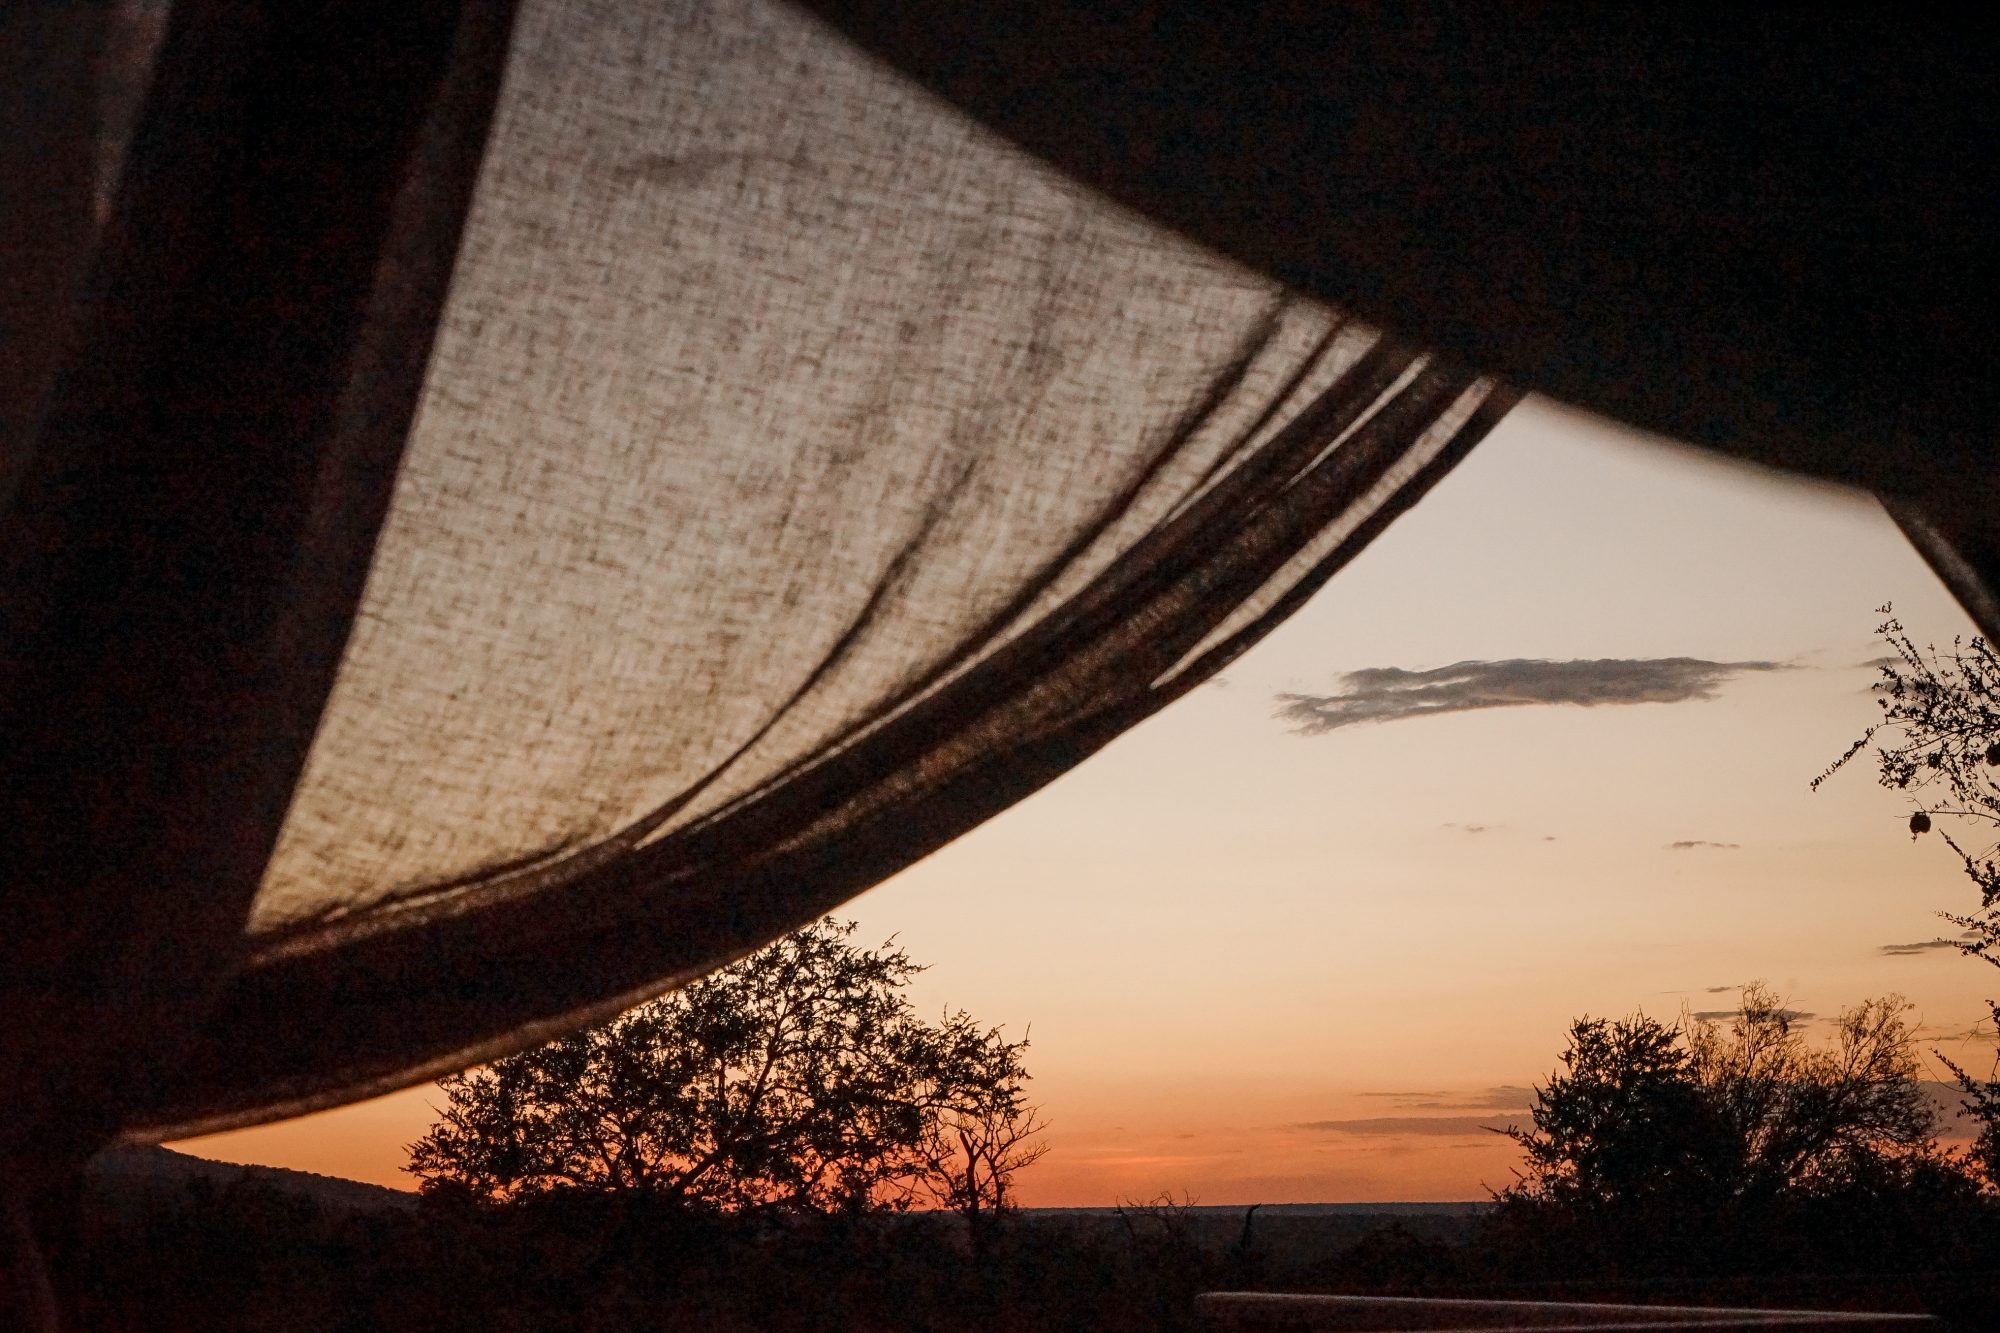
xmin=408 ymin=918 xmax=1043 ymax=1214
xmin=1488 ymin=985 xmax=1976 ymax=1283
xmin=1500 ymin=1011 xmax=1726 ymax=1210
xmin=1501 ymin=985 xmax=1943 ymax=1212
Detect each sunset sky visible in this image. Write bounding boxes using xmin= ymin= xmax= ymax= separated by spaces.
xmin=182 ymin=395 xmax=1995 ymax=1205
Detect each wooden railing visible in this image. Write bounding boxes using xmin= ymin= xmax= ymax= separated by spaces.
xmin=1196 ymin=1293 xmax=1939 ymax=1331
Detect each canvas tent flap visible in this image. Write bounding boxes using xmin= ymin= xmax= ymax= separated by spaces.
xmin=804 ymin=3 xmax=2000 ymax=566
xmin=0 ymin=0 xmax=516 ymax=1322
xmin=3 ymin=0 xmax=1994 ymax=1195
xmin=122 ymin=0 xmax=1515 ymax=1136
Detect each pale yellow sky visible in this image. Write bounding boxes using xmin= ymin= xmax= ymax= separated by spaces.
xmin=184 ymin=396 xmax=1994 ymax=1204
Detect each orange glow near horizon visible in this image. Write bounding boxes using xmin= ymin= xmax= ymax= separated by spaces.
xmin=181 ymin=399 xmax=1999 ymax=1206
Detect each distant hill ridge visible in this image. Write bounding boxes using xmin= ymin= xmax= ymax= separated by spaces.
xmin=88 ymin=1144 xmax=415 ymax=1213
xmin=86 ymin=1148 xmax=1487 ymax=1224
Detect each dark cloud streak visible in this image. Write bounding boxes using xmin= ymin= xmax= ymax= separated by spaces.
xmin=1295 ymin=1116 xmax=1520 ymax=1137
xmin=1276 ymin=658 xmax=1789 ymax=734
xmin=1351 ymin=1087 xmax=1535 ymax=1117
xmin=1693 ymin=1008 xmax=1815 ymax=1024
xmin=1880 ymin=937 xmax=1971 ymax=956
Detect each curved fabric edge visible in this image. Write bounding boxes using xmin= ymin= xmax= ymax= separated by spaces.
xmin=126 ymin=361 xmax=1521 ymax=1142
xmin=794 ymin=3 xmax=1996 ymax=545
xmin=1882 ymin=497 xmax=2000 ymax=644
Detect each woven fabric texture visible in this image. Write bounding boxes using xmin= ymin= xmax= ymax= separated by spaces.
xmin=100 ymin=0 xmax=1509 ymax=1137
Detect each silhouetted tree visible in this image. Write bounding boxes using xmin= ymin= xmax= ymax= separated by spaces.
xmin=408 ymin=918 xmax=1043 ymax=1214
xmin=1684 ymin=986 xmax=1939 ymax=1195
xmin=1491 ymin=985 xmax=1967 ymax=1282
xmin=901 ymin=1015 xmax=1047 ymax=1226
xmin=1819 ymin=607 xmax=2000 ymax=1185
xmin=1498 ymin=1011 xmax=1730 ymax=1211
xmin=1501 ymin=986 xmax=1943 ymax=1209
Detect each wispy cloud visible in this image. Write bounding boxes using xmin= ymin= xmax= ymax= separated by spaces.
xmin=1443 ymin=822 xmax=1493 ymax=835
xmin=1295 ymin=1116 xmax=1520 ymax=1137
xmin=1880 ymin=936 xmax=1974 ymax=957
xmin=1667 ymin=840 xmax=1741 ymax=851
xmin=1692 ymin=1008 xmax=1815 ymax=1024
xmin=1357 ymin=1086 xmax=1534 ymax=1113
xmin=1276 ymin=658 xmax=1789 ymax=734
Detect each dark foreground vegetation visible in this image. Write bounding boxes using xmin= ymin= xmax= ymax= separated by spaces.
xmin=67 ymin=1157 xmax=2000 ymax=1331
